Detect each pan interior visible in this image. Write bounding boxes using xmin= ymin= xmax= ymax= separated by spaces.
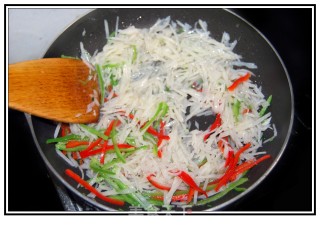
xmin=30 ymin=8 xmax=293 ymax=211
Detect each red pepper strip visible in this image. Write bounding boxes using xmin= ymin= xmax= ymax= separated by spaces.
xmin=61 ymin=123 xmax=71 ymax=137
xmin=104 ymin=122 xmax=115 ymax=137
xmin=100 ymin=153 xmax=106 ymax=164
xmin=225 ymin=150 xmax=234 ymax=168
xmin=98 ymin=119 xmax=121 ymax=163
xmin=116 ymin=143 xmax=133 ymax=148
xmin=186 ymin=188 xmax=195 ymax=203
xmin=203 ymin=113 xmax=222 ymax=141
xmin=119 ymin=111 xmax=136 ymax=121
xmin=99 ymin=141 xmax=108 ymax=164
xmin=232 ymin=143 xmax=251 ymax=167
xmin=218 ymin=137 xmax=229 ymax=153
xmin=160 ymin=121 xmax=166 ymax=132
xmin=61 ymin=126 xmax=66 ymax=137
xmin=203 ymin=133 xmax=212 ymax=141
xmin=147 ymin=126 xmax=170 ymax=140
xmin=228 ymin=72 xmax=251 ymax=91
xmin=80 ymin=144 xmax=133 ymax=159
xmin=230 ymin=154 xmax=271 ymax=181
xmin=214 ymin=169 xmax=235 ymax=192
xmin=208 ymin=177 xmax=222 ymax=186
xmin=172 ymin=194 xmax=188 ymax=201
xmin=156 ymin=122 xmax=170 ymax=158
xmin=61 ymin=124 xmax=70 ymax=155
xmin=159 ymin=135 xmax=170 ymax=141
xmin=208 ymin=113 xmax=222 ymax=131
xmin=79 ymin=120 xmax=121 ymax=158
xmin=152 ymin=194 xmax=188 ymax=202
xmin=66 ymin=140 xmax=90 ymax=148
xmin=80 ymin=147 xmax=104 ymax=158
xmin=105 ymin=119 xmax=121 ymax=136
xmin=146 ymin=174 xmax=171 ymax=191
xmin=218 ymin=137 xmax=234 ymax=168
xmin=175 ymin=170 xmax=208 ymax=198
xmin=79 ymin=138 xmax=103 ymax=157
xmin=207 ymin=145 xmax=235 ymax=186
xmin=218 ymin=139 xmax=225 ymax=153
xmin=242 ymin=108 xmax=252 ymax=114
xmin=71 ymin=152 xmax=78 ymax=160
xmin=208 ymin=153 xmax=236 ymax=187
xmin=214 ymin=143 xmax=251 ymax=191
xmin=157 ymin=121 xmax=168 ymax=146
xmin=65 ymin=169 xmax=124 ymax=206
xmin=128 ymin=113 xmax=135 ymax=120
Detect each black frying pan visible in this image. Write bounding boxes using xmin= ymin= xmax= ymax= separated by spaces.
xmin=25 ymin=8 xmax=293 ymax=211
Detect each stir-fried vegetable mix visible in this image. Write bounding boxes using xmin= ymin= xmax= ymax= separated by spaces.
xmin=48 ymin=17 xmax=276 ymax=211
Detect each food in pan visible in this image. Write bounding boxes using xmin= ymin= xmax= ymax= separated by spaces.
xmin=47 ymin=17 xmax=275 ymax=211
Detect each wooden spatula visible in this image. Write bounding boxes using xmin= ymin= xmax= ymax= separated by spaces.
xmin=9 ymin=58 xmax=100 ymax=123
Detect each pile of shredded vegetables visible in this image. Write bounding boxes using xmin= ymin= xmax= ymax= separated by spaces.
xmin=47 ymin=17 xmax=276 ymax=211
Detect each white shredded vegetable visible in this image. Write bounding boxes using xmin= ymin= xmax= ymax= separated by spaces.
xmin=52 ymin=17 xmax=275 ymax=210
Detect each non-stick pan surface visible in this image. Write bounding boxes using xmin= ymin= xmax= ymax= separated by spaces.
xmin=27 ymin=8 xmax=293 ymax=211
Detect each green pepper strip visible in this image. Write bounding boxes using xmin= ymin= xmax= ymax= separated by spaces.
xmin=106 ymin=177 xmax=157 ymax=210
xmin=103 ymin=147 xmax=148 ymax=169
xmin=177 ymin=27 xmax=184 ymax=34
xmin=95 ymin=64 xmax=105 ymax=105
xmin=143 ymin=130 xmax=159 ymax=156
xmin=113 ymin=177 xmax=157 ymax=211
xmin=46 ymin=134 xmax=83 ymax=144
xmin=131 ymin=45 xmax=137 ymax=64
xmin=90 ymin=158 xmax=115 ymax=175
xmin=110 ymin=122 xmax=126 ymax=163
xmin=164 ymin=85 xmax=171 ymax=92
xmin=153 ymin=119 xmax=161 ymax=130
xmin=104 ymin=177 xmax=139 ymax=206
xmin=143 ymin=132 xmax=157 ymax=144
xmin=109 ymin=31 xmax=116 ymax=38
xmin=103 ymin=62 xmax=124 ymax=69
xmin=152 ymin=145 xmax=159 ymax=156
xmin=141 ymin=190 xmax=164 ymax=198
xmin=142 ymin=183 xmax=217 ymax=200
xmin=141 ymin=102 xmax=168 ymax=133
xmin=125 ymin=136 xmax=136 ymax=146
xmin=198 ymin=157 xmax=207 ymax=168
xmin=148 ymin=198 xmax=164 ymax=206
xmin=103 ymin=157 xmax=124 ymax=169
xmin=110 ymin=74 xmax=119 ymax=86
xmin=234 ymin=187 xmax=246 ymax=192
xmin=79 ymin=124 xmax=109 ymax=140
xmin=143 ymin=175 xmax=248 ymax=206
xmin=55 ymin=143 xmax=88 ymax=152
xmin=105 ymin=146 xmax=135 ymax=154
xmin=259 ymin=95 xmax=273 ymax=117
xmin=195 ymin=177 xmax=248 ymax=206
xmin=232 ymin=99 xmax=241 ymax=122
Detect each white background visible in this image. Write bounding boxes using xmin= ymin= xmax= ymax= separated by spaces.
xmin=8 ymin=8 xmax=92 ymax=64
xmin=3 ymin=5 xmax=317 ymax=230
